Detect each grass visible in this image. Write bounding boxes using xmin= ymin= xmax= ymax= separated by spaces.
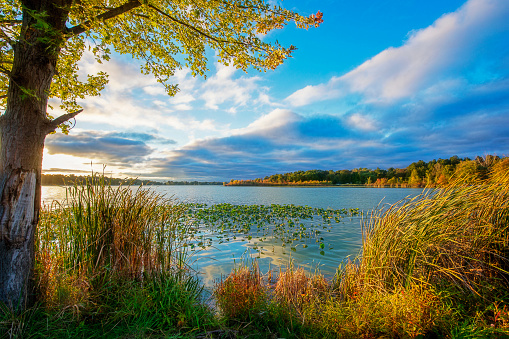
xmin=211 ymin=159 xmax=509 ymax=338
xmin=2 ymin=160 xmax=509 ymax=338
xmin=214 ymin=262 xmax=266 ymax=322
xmin=1 ymin=273 xmax=214 ymax=338
xmin=1 ymin=174 xmax=217 ymax=338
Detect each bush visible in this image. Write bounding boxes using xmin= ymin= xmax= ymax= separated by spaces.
xmin=214 ymin=263 xmax=266 ymax=322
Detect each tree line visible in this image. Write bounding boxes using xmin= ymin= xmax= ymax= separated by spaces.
xmin=226 ymin=155 xmax=504 ymax=187
xmin=42 ymin=175 xmax=224 ymax=186
xmin=41 ymin=174 xmax=163 ymax=186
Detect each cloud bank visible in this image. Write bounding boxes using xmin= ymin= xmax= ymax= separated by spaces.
xmin=45 ymin=131 xmax=176 ymax=166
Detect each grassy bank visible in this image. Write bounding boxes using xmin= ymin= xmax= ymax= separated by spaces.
xmin=2 ymin=176 xmax=218 ymax=338
xmin=2 ymin=161 xmax=509 ymax=338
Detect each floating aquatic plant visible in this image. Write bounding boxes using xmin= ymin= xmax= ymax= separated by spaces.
xmin=181 ymin=203 xmax=360 ymax=256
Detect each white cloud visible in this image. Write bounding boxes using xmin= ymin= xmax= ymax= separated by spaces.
xmin=346 ymin=113 xmax=378 ymax=131
xmin=256 ymin=93 xmax=272 ymax=105
xmin=78 ymin=51 xmax=158 ymax=92
xmin=160 ymin=115 xmax=223 ymax=132
xmin=75 ymin=94 xmax=170 ymax=129
xmin=201 ymin=63 xmax=262 ymax=110
xmin=173 ymin=68 xmax=197 ymax=91
xmin=285 ymin=78 xmax=342 ymax=106
xmin=174 ymin=103 xmax=193 ymax=111
xmin=153 ymin=100 xmax=168 ymax=107
xmin=286 ymin=0 xmax=509 ymax=106
xmin=143 ymin=86 xmax=166 ymax=96
xmin=171 ymin=93 xmax=195 ymax=105
xmin=231 ymin=108 xmax=301 ymax=136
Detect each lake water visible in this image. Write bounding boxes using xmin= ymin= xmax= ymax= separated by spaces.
xmin=41 ymin=185 xmax=423 ymax=286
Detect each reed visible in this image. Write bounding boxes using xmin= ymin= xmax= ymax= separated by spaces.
xmin=34 ymin=173 xmax=197 ymax=313
xmin=37 ymin=174 xmax=190 ymax=276
xmin=274 ymin=265 xmax=328 ymax=316
xmin=326 ymin=157 xmax=509 ymax=337
xmin=354 ymin=158 xmax=509 ymax=295
xmin=5 ymin=160 xmax=508 ymax=338
xmin=211 ymin=159 xmax=509 ymax=337
xmin=320 ymin=282 xmax=454 ymax=338
xmin=1 ymin=174 xmax=219 ymax=337
xmin=213 ymin=262 xmax=266 ymax=322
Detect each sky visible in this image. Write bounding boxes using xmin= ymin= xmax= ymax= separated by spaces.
xmin=42 ymin=0 xmax=509 ymax=181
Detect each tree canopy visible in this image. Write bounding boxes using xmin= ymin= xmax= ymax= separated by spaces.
xmin=0 ymin=0 xmax=322 ymax=129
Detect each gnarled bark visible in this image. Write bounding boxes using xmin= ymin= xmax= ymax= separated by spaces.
xmin=0 ymin=169 xmax=39 ymax=309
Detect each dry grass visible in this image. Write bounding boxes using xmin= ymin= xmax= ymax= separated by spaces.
xmin=350 ymin=158 xmax=509 ymax=295
xmin=274 ymin=266 xmax=328 ymax=314
xmin=213 ymin=158 xmax=509 ymax=337
xmin=27 ymin=160 xmax=509 ymax=337
xmin=213 ymin=263 xmax=266 ymax=321
xmin=321 ymin=283 xmax=453 ymax=338
xmin=323 ymin=157 xmax=509 ymax=337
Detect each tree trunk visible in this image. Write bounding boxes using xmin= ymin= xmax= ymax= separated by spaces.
xmin=0 ymin=0 xmax=70 ymax=310
xmin=0 ymin=133 xmax=44 ymax=310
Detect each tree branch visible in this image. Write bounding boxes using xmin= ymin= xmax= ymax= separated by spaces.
xmin=67 ymin=0 xmax=143 ymax=36
xmin=146 ymin=3 xmax=221 ymax=43
xmin=0 ymin=20 xmax=22 ymax=26
xmin=0 ymin=28 xmax=15 ymax=47
xmin=0 ymin=65 xmax=11 ymax=76
xmin=146 ymin=3 xmax=264 ymax=52
xmin=48 ymin=109 xmax=83 ymax=131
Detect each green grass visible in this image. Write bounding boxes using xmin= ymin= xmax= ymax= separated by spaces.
xmin=1 ymin=273 xmax=215 ymax=338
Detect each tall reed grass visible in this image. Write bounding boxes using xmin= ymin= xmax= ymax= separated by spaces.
xmin=352 ymin=158 xmax=509 ymax=295
xmin=326 ymin=158 xmax=509 ymax=337
xmin=4 ymin=160 xmax=508 ymax=338
xmin=36 ymin=175 xmax=190 ymax=282
xmin=214 ymin=262 xmax=266 ymax=322
xmin=24 ymin=174 xmax=217 ymax=337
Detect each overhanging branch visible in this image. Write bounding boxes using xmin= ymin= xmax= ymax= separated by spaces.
xmin=67 ymin=0 xmax=143 ymax=36
xmin=0 ymin=65 xmax=11 ymax=77
xmin=146 ymin=3 xmax=264 ymax=52
xmin=146 ymin=3 xmax=221 ymax=44
xmin=47 ymin=109 xmax=83 ymax=132
xmin=0 ymin=20 xmax=22 ymax=26
xmin=0 ymin=28 xmax=15 ymax=47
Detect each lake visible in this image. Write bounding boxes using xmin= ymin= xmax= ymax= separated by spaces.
xmin=41 ymin=185 xmax=424 ymax=286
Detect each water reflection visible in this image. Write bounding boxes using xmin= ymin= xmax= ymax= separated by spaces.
xmin=188 ymin=214 xmax=365 ymax=287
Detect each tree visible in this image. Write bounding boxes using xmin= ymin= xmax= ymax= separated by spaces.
xmin=408 ymin=168 xmax=422 ymax=187
xmin=0 ymin=0 xmax=323 ymax=309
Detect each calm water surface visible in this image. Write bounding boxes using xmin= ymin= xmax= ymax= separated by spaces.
xmin=41 ymin=185 xmax=423 ymax=286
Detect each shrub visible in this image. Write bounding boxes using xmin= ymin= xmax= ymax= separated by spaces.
xmin=214 ymin=263 xmax=266 ymax=322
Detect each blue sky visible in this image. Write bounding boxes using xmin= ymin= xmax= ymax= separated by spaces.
xmin=43 ymin=0 xmax=509 ymax=181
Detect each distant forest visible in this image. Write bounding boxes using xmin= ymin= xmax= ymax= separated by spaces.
xmin=226 ymin=155 xmax=505 ymax=187
xmin=41 ymin=174 xmax=223 ymax=186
